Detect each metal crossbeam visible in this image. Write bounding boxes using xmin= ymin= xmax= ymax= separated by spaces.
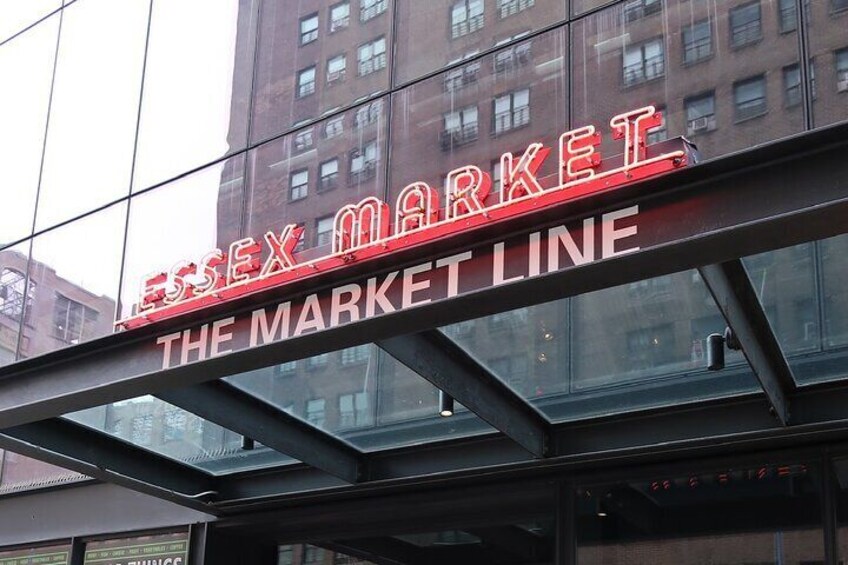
xmin=698 ymin=260 xmax=797 ymax=425
xmin=157 ymin=380 xmax=365 ymax=483
xmin=0 ymin=418 xmax=217 ymax=513
xmin=377 ymin=330 xmax=550 ymax=457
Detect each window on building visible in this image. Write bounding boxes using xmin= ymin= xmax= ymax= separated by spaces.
xmin=837 ymin=48 xmax=848 ymax=92
xmin=494 ymin=40 xmax=532 ymax=73
xmin=330 ymin=2 xmax=350 ymax=32
xmin=784 ymin=64 xmax=802 ymax=106
xmin=294 ymin=128 xmax=314 ymax=152
xmin=646 ymin=105 xmax=667 ymax=144
xmin=0 ymin=268 xmax=30 ymax=319
xmin=324 ymin=115 xmax=344 ymax=138
xmin=498 ymin=0 xmax=534 ymax=18
xmin=684 ymin=91 xmax=716 ymax=135
xmin=489 ymin=308 xmax=529 ymax=331
xmin=622 ymin=0 xmax=661 ymax=22
xmin=493 ymin=89 xmax=530 ymax=135
xmin=290 ymin=169 xmax=308 ymax=201
xmin=441 ymin=105 xmax=479 ymax=149
xmin=307 ymin=354 xmax=330 ymax=370
xmin=357 ymin=37 xmax=386 ymax=76
xmin=349 ymin=140 xmax=378 ymax=181
xmin=779 ymin=0 xmax=797 ymax=32
xmin=327 ymin=54 xmax=346 ymax=83
xmin=319 ymin=159 xmax=339 ymax=191
xmin=52 ymin=294 xmax=98 ymax=344
xmin=360 ymin=0 xmax=387 ymax=21
xmin=131 ymin=414 xmax=154 ymax=446
xmin=300 ymin=13 xmax=318 ymax=45
xmin=833 ymin=0 xmax=848 ymax=12
xmin=730 ymin=2 xmax=762 ymax=47
xmin=305 ymin=399 xmax=326 ymax=427
xmin=163 ymin=410 xmax=187 ymax=442
xmin=442 ymin=320 xmax=476 ymax=338
xmin=278 ymin=546 xmax=294 ymax=565
xmin=297 ymin=66 xmax=316 ymax=98
xmin=451 ymin=0 xmax=484 ymax=39
xmin=316 ymin=216 xmax=335 ymax=247
xmin=275 ymin=360 xmax=297 ymax=375
xmin=354 ymin=99 xmax=382 ymax=128
xmin=444 ymin=60 xmax=481 ymax=91
xmin=734 ymin=74 xmax=767 ymax=121
xmin=338 ymin=391 xmax=370 ymax=428
xmin=683 ymin=20 xmax=711 ymax=64
xmin=341 ymin=344 xmax=369 ymax=365
xmin=623 ymin=38 xmax=665 ymax=86
xmin=303 ymin=546 xmax=324 ymax=565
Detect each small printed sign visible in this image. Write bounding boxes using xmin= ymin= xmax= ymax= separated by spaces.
xmin=83 ymin=532 xmax=188 ymax=565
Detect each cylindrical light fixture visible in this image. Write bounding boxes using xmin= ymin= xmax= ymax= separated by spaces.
xmin=439 ymin=390 xmax=454 ymax=417
xmin=241 ymin=436 xmax=255 ymax=451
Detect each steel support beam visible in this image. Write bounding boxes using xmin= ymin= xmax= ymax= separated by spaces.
xmin=378 ymin=330 xmax=550 ymax=457
xmin=698 ymin=260 xmax=797 ymax=425
xmin=157 ymin=380 xmax=364 ymax=483
xmin=0 ymin=418 xmax=217 ymax=514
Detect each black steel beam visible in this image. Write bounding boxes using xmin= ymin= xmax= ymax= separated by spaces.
xmin=377 ymin=330 xmax=550 ymax=457
xmin=0 ymin=418 xmax=218 ymax=514
xmin=156 ymin=380 xmax=364 ymax=484
xmin=465 ymin=525 xmax=550 ymax=561
xmin=698 ymin=260 xmax=797 ymax=425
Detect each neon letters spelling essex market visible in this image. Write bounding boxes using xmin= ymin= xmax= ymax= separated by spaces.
xmin=118 ymin=106 xmax=690 ymax=330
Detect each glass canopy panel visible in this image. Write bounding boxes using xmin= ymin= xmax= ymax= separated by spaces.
xmin=744 ymin=234 xmax=848 ymax=386
xmin=64 ymin=396 xmax=295 ymax=475
xmin=226 ymin=345 xmax=494 ymax=452
xmin=443 ymin=269 xmax=759 ymax=423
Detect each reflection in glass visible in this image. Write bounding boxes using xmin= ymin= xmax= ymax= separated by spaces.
xmin=577 ymin=461 xmax=823 ymax=564
xmin=572 ymin=0 xmax=802 ymax=161
xmin=227 ymin=347 xmax=493 ymax=452
xmin=393 ymin=0 xmax=566 ymax=85
xmin=0 ymin=15 xmax=59 ymax=245
xmin=66 ymin=397 xmax=261 ymax=473
xmin=0 ymin=450 xmax=83 ymax=494
xmin=389 ymin=26 xmax=567 ymax=205
xmin=806 ymin=0 xmax=848 ymax=127
xmin=132 ymin=0 xmax=257 ymax=192
xmin=443 ymin=302 xmax=569 ymax=401
xmin=120 ymin=155 xmax=245 ymax=320
xmin=245 ymin=99 xmax=388 ymax=259
xmin=0 ymin=242 xmax=30 ymax=366
xmin=24 ymin=203 xmax=126 ymax=358
xmin=823 ymin=234 xmax=848 ymax=350
xmin=0 ymin=0 xmax=60 ymax=42
xmin=34 ymin=0 xmax=149 ymax=231
xmin=251 ymin=0 xmax=392 ymax=143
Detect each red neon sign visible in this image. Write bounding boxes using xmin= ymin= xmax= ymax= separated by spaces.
xmin=119 ymin=106 xmax=689 ymax=330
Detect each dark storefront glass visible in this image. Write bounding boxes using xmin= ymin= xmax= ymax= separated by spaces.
xmin=33 ymin=0 xmax=149 ymax=231
xmin=0 ymin=1 xmax=60 ymax=43
xmin=0 ymin=15 xmax=58 ymax=246
xmin=0 ymin=242 xmax=31 ymax=366
xmin=120 ymin=155 xmax=245 ymax=321
xmin=577 ymin=460 xmax=824 ymax=564
xmin=806 ymin=0 xmax=848 ymax=127
xmin=393 ymin=0 xmax=567 ymax=86
xmin=251 ymin=0 xmax=393 ymax=144
xmin=389 ymin=25 xmax=567 ymax=206
xmin=245 ymin=98 xmax=388 ymax=259
xmin=23 ymin=203 xmax=125 ymax=358
xmin=132 ymin=0 xmax=257 ymax=193
xmin=572 ymin=0 xmax=803 ymax=161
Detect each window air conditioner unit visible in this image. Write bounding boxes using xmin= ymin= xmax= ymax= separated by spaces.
xmin=689 ymin=116 xmax=709 ymax=132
